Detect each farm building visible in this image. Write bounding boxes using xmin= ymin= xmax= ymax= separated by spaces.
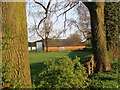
xmin=44 ymin=46 xmax=86 ymax=51
xmin=28 ymin=40 xmax=44 ymax=51
xmin=28 ymin=39 xmax=87 ymax=51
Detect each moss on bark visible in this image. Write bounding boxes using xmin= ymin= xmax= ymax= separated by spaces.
xmin=84 ymin=2 xmax=111 ymax=72
xmin=2 ymin=2 xmax=31 ymax=88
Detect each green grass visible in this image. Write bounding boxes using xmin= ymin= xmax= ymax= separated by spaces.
xmin=29 ymin=48 xmax=92 ymax=76
xmin=29 ymin=48 xmax=92 ymax=64
xmin=29 ymin=51 xmax=70 ymax=64
xmin=29 ymin=51 xmax=71 ymax=76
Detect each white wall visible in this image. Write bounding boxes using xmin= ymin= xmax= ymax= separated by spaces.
xmin=28 ymin=47 xmax=36 ymax=51
xmin=36 ymin=42 xmax=43 ymax=50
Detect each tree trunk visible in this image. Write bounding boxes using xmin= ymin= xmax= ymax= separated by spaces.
xmin=84 ymin=2 xmax=111 ymax=72
xmin=45 ymin=38 xmax=49 ymax=52
xmin=2 ymin=2 xmax=31 ymax=88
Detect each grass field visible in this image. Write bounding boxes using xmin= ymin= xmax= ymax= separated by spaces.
xmin=29 ymin=48 xmax=92 ymax=76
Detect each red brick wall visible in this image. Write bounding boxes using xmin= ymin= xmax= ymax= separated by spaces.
xmin=44 ymin=46 xmax=86 ymax=51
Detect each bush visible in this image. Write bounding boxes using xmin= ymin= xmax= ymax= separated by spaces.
xmin=36 ymin=56 xmax=90 ymax=88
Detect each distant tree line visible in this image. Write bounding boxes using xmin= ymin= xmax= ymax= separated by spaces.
xmin=28 ymin=32 xmax=85 ymax=47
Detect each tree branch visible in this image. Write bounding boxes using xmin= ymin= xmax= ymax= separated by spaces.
xmin=47 ymin=0 xmax=52 ymax=9
xmin=53 ymin=2 xmax=79 ymax=24
xmin=50 ymin=2 xmax=71 ymax=13
xmin=33 ymin=0 xmax=52 ymax=29
xmin=38 ymin=16 xmax=47 ymax=29
xmin=33 ymin=0 xmax=46 ymax=10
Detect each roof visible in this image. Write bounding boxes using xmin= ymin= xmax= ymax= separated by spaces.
xmin=28 ymin=38 xmax=86 ymax=47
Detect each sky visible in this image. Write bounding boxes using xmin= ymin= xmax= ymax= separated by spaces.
xmin=26 ymin=0 xmax=91 ymax=42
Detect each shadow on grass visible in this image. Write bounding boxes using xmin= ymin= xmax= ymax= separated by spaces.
xmin=30 ymin=48 xmax=93 ymax=86
xmin=30 ymin=62 xmax=46 ymax=76
xmin=68 ymin=48 xmax=93 ymax=62
xmin=30 ymin=48 xmax=93 ymax=76
xmin=30 ymin=62 xmax=47 ymax=86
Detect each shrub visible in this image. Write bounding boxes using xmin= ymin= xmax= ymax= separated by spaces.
xmin=36 ymin=56 xmax=90 ymax=88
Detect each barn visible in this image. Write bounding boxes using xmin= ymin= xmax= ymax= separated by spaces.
xmin=28 ymin=39 xmax=86 ymax=51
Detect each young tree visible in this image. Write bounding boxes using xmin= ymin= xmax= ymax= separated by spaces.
xmin=28 ymin=0 xmax=63 ymax=52
xmin=84 ymin=2 xmax=111 ymax=72
xmin=2 ymin=2 xmax=31 ymax=88
xmin=28 ymin=0 xmax=80 ymax=51
xmin=28 ymin=15 xmax=53 ymax=52
xmin=43 ymin=20 xmax=53 ymax=52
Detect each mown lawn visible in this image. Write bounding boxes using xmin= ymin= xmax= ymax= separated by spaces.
xmin=29 ymin=48 xmax=92 ymax=76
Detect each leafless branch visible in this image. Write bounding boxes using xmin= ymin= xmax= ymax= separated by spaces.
xmin=33 ymin=0 xmax=46 ymax=10
xmin=47 ymin=0 xmax=52 ymax=10
xmin=53 ymin=2 xmax=79 ymax=24
xmin=64 ymin=13 xmax=67 ymax=31
xmin=50 ymin=2 xmax=71 ymax=13
xmin=33 ymin=0 xmax=52 ymax=29
xmin=31 ymin=15 xmax=44 ymax=40
xmin=67 ymin=18 xmax=90 ymax=40
xmin=38 ymin=16 xmax=46 ymax=29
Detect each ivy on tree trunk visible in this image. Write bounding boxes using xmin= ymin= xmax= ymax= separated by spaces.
xmin=84 ymin=2 xmax=111 ymax=72
xmin=2 ymin=2 xmax=32 ymax=88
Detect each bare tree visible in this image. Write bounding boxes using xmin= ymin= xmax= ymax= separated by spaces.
xmin=27 ymin=0 xmax=80 ymax=51
xmin=28 ymin=0 xmax=111 ymax=72
xmin=43 ymin=19 xmax=53 ymax=52
xmin=31 ymin=0 xmax=79 ymax=36
xmin=67 ymin=3 xmax=91 ymax=42
xmin=28 ymin=15 xmax=53 ymax=52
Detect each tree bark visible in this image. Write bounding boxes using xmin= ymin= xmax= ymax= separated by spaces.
xmin=45 ymin=38 xmax=49 ymax=52
xmin=84 ymin=2 xmax=111 ymax=72
xmin=2 ymin=2 xmax=31 ymax=88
